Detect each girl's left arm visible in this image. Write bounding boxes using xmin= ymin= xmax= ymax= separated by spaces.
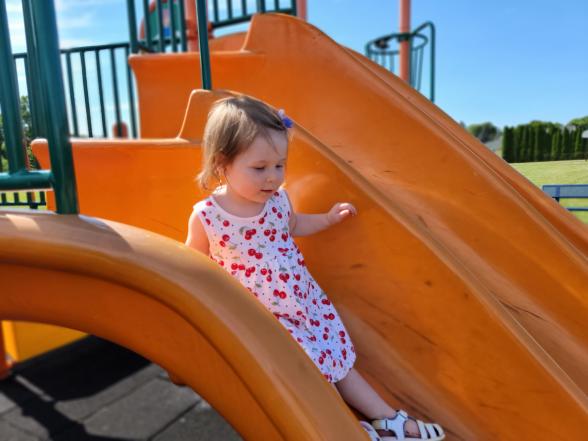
xmin=284 ymin=192 xmax=357 ymax=237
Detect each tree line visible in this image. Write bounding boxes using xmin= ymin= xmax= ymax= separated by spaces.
xmin=502 ymin=118 xmax=588 ymax=163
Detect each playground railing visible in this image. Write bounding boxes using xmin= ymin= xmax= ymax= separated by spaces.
xmin=365 ymin=21 xmax=435 ymax=102
xmin=127 ymin=0 xmax=297 ymax=54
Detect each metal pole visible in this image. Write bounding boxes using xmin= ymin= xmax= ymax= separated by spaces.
xmin=0 ymin=0 xmax=26 ymax=173
xmin=26 ymin=0 xmax=78 ymax=214
xmin=296 ymin=0 xmax=307 ymax=20
xmin=399 ymin=0 xmax=410 ymax=83
xmin=127 ymin=0 xmax=139 ymax=53
xmin=196 ymin=0 xmax=212 ymax=90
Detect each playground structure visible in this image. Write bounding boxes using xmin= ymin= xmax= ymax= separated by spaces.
xmin=1 ymin=1 xmax=588 ymax=440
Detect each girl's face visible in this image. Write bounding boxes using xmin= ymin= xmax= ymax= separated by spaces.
xmin=223 ymin=129 xmax=288 ymax=205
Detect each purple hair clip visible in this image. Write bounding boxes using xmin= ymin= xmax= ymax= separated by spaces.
xmin=278 ymin=109 xmax=293 ymax=129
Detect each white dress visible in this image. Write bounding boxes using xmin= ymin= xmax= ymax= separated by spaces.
xmin=193 ymin=187 xmax=356 ymax=382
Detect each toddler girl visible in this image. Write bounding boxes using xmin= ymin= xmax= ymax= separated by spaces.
xmin=186 ymin=95 xmax=445 ymax=441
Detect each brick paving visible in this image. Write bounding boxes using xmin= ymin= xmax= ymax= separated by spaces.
xmin=0 ymin=337 xmax=241 ymax=441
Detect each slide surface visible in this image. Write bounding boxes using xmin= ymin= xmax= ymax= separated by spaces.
xmin=23 ymin=13 xmax=588 ymax=440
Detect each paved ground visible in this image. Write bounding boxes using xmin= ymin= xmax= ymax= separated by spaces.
xmin=0 ymin=337 xmax=242 ymax=441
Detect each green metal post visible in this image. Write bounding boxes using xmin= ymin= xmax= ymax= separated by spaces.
xmin=196 ymin=0 xmax=212 ymax=90
xmin=26 ymin=0 xmax=78 ymax=214
xmin=0 ymin=0 xmax=27 ymax=174
xmin=21 ymin=0 xmax=48 ymax=139
xmin=156 ymin=0 xmax=165 ymax=52
xmin=127 ymin=0 xmax=139 ymax=53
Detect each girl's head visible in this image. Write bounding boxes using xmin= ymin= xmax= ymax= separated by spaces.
xmin=198 ymin=95 xmax=291 ymax=202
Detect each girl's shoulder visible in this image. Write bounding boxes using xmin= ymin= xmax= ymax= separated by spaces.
xmin=192 ymin=196 xmax=213 ymax=214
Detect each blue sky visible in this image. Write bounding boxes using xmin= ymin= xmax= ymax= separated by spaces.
xmin=5 ymin=0 xmax=588 ymax=129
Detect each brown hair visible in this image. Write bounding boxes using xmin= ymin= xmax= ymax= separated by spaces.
xmin=197 ymin=95 xmax=290 ymax=190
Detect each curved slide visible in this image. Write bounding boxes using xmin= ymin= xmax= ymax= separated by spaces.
xmin=20 ymin=13 xmax=588 ymax=440
xmin=0 ymin=210 xmax=367 ymax=440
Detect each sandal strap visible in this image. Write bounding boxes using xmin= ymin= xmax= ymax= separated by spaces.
xmin=360 ymin=421 xmax=383 ymax=441
xmin=372 ymin=410 xmax=409 ymax=439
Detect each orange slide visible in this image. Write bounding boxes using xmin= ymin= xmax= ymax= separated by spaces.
xmin=2 ymin=13 xmax=586 ymax=440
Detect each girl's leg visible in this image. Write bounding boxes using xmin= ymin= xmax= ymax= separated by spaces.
xmin=335 ymin=368 xmax=420 ymax=437
xmin=335 ymin=368 xmax=396 ymax=419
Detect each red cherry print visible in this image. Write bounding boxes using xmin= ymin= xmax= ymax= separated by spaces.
xmin=333 ymin=360 xmax=337 ymax=368
xmin=294 ymin=274 xmax=301 ymax=281
xmin=239 ymin=264 xmax=245 ymax=270
xmin=326 ymin=349 xmax=332 ymax=355
xmin=269 ymin=236 xmax=275 ymax=241
xmin=271 ymin=229 xmax=277 ymax=234
xmin=279 ymin=291 xmax=287 ymax=299
xmin=268 ymin=269 xmax=273 ymax=274
xmin=205 ymin=219 xmax=211 ymax=225
xmin=328 ymin=313 xmax=335 ymax=320
xmin=324 ymin=327 xmax=329 ymax=333
xmin=248 ymin=266 xmax=256 ymax=273
xmin=318 ymin=357 xmax=324 ymax=365
xmin=273 ymin=191 xmax=279 ymax=196
xmin=310 ymin=336 xmax=317 ymax=342
xmin=255 ymin=252 xmax=262 ymax=259
xmin=339 ymin=331 xmax=346 ymax=337
xmin=341 ymin=338 xmax=347 ymax=344
xmin=323 ymin=334 xmax=328 ymax=340
xmin=266 ymin=276 xmax=272 ymax=282
xmin=219 ymin=241 xmax=226 ymax=247
xmin=206 ymin=201 xmax=212 ymax=206
xmin=277 ymin=213 xmax=283 ymax=219
xmin=231 ymin=263 xmax=238 ymax=270
xmin=245 ymin=271 xmax=251 ymax=278
xmin=222 ymin=234 xmax=230 ymax=242
xmin=202 ymin=212 xmax=206 ymax=217
xmin=264 ymin=230 xmax=271 ymax=236
xmin=245 ymin=234 xmax=251 ymax=240
xmin=273 ymin=289 xmax=280 ymax=297
xmin=219 ymin=260 xmax=224 ymax=266
xmin=248 ymin=248 xmax=256 ymax=256
xmin=223 ymin=220 xmax=230 ymax=227
xmin=259 ymin=218 xmax=265 ymax=224
xmin=260 ymin=268 xmax=268 ymax=275
xmin=296 ymin=310 xmax=303 ymax=316
xmin=297 ymin=337 xmax=303 ymax=343
xmin=312 ymin=299 xmax=317 ymax=305
xmin=272 ymin=207 xmax=277 ymax=213
xmin=281 ymin=233 xmax=288 ymax=241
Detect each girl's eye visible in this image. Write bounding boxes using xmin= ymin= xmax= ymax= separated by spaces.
xmin=253 ymin=167 xmax=265 ymax=171
xmin=276 ymin=165 xmax=284 ymax=169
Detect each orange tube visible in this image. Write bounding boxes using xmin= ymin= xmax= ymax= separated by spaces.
xmin=399 ymin=0 xmax=410 ymax=82
xmin=0 ymin=324 xmax=12 ymax=379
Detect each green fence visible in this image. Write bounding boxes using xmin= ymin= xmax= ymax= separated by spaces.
xmin=365 ymin=21 xmax=436 ymax=102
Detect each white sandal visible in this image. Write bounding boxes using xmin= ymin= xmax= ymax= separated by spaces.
xmin=360 ymin=421 xmax=383 ymax=440
xmin=371 ymin=410 xmax=445 ymax=441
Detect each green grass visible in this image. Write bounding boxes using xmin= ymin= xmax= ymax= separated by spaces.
xmin=0 ymin=190 xmax=47 ymax=210
xmin=511 ymin=159 xmax=588 ymax=223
